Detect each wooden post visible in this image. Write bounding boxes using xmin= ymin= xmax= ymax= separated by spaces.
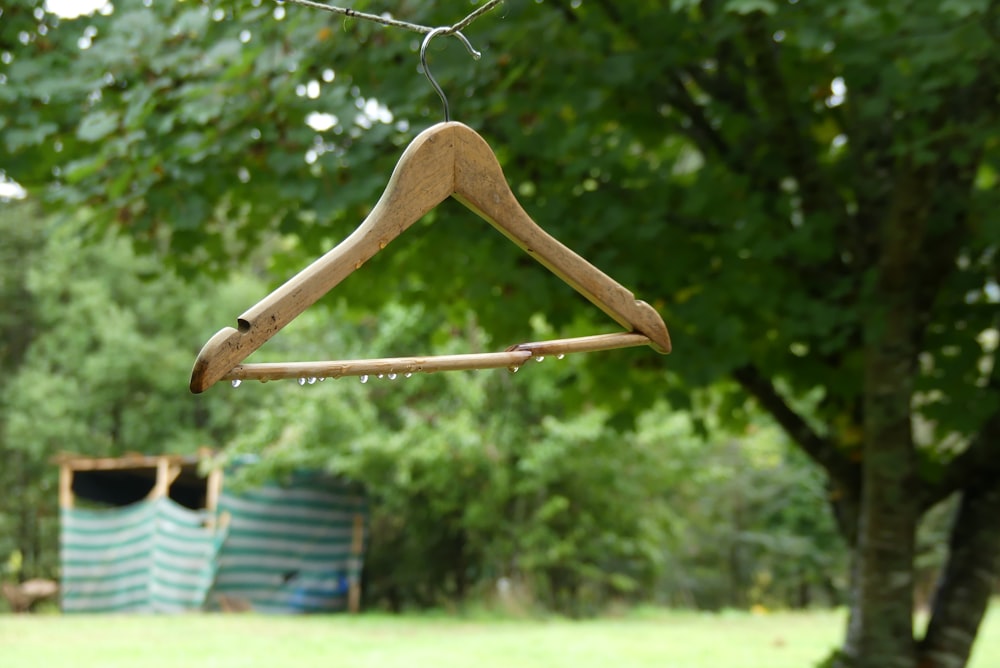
xmin=205 ymin=467 xmax=222 ymax=512
xmin=59 ymin=465 xmax=74 ymax=509
xmin=149 ymin=457 xmax=181 ymax=500
xmin=348 ymin=513 xmax=364 ymax=614
xmin=151 ymin=457 xmax=168 ymax=499
xmin=204 ymin=466 xmax=223 ymax=529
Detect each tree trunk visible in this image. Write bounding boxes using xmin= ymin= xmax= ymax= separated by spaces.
xmin=918 ymin=484 xmax=1000 ymax=668
xmin=838 ymin=169 xmax=929 ymax=668
xmin=839 ymin=353 xmax=919 ymax=668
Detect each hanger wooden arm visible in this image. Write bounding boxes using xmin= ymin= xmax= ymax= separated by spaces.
xmin=448 ymin=125 xmax=670 ymax=354
xmin=190 ymin=122 xmax=670 ymax=393
xmin=190 ymin=125 xmax=457 ymax=393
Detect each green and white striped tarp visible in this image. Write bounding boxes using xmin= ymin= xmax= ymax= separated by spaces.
xmin=60 ymin=497 xmax=227 ymax=613
xmin=211 ymin=478 xmax=366 ymax=614
xmin=59 ymin=475 xmax=366 ymax=614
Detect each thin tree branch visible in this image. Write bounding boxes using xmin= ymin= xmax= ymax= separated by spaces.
xmin=733 ymin=364 xmax=860 ymax=489
xmin=585 ymin=0 xmax=742 ymax=171
xmin=594 ymin=0 xmax=625 ymax=28
xmin=665 ymin=75 xmax=735 ymax=157
xmin=682 ymin=64 xmax=752 ymax=118
xmin=279 ymin=0 xmax=504 ymax=35
xmin=547 ymin=0 xmax=580 ymax=25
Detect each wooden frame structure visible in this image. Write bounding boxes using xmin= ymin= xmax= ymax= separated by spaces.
xmin=54 ymin=451 xmax=222 ymax=513
xmin=53 ymin=452 xmax=366 ymax=613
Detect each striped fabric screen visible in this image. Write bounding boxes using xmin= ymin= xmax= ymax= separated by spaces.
xmin=60 ymin=497 xmax=226 ymax=613
xmin=211 ymin=478 xmax=366 ymax=613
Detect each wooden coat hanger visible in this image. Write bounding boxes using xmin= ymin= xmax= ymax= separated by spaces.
xmin=189 ymin=32 xmax=670 ymax=394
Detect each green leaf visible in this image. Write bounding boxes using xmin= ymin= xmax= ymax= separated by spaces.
xmin=63 ymin=156 xmax=107 ymax=184
xmin=724 ymin=0 xmax=778 ymax=14
xmin=4 ymin=123 xmax=59 ymax=152
xmin=77 ymin=110 xmax=120 ymax=143
xmin=670 ymin=0 xmax=701 ymax=12
xmin=940 ymin=0 xmax=989 ymax=18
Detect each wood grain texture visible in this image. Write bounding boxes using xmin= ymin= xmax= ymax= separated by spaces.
xmin=222 ymin=332 xmax=651 ymax=383
xmin=191 ymin=122 xmax=671 ymax=393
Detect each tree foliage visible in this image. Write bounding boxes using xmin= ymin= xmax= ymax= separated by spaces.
xmin=0 ymin=204 xmax=274 ymax=579
xmin=220 ymin=301 xmax=844 ymax=614
xmin=0 ymin=204 xmax=840 ymax=616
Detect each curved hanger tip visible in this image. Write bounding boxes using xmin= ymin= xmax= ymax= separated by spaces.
xmin=633 ymin=300 xmax=672 ymax=354
xmin=189 ymin=326 xmax=242 ymax=394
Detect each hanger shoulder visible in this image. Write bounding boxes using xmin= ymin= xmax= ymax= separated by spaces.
xmin=190 ymin=123 xmax=460 ymax=393
xmin=449 ymin=124 xmax=671 ymax=353
xmin=238 ymin=124 xmax=458 ymax=330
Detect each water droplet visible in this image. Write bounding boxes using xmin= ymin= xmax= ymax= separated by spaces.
xmin=404 ymin=372 xmax=413 ymax=378
xmin=535 ymin=355 xmax=545 ymax=362
xmin=388 ymin=373 xmax=397 ymax=380
xmin=377 ymin=374 xmax=384 ymax=379
xmin=557 ymin=353 xmax=565 ymax=360
xmin=509 ymin=365 xmax=520 ymax=374
xmin=307 ymin=377 xmax=317 ymax=385
xmin=231 ymin=379 xmax=242 ymax=388
xmin=359 ymin=375 xmax=369 ymax=384
xmin=297 ymin=377 xmax=306 ymax=386
xmin=319 ymin=377 xmax=327 ymax=382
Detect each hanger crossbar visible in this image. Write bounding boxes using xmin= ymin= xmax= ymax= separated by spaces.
xmin=223 ymin=332 xmax=649 ymax=383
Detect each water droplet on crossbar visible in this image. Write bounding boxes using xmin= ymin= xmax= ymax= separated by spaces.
xmin=404 ymin=372 xmax=413 ymax=378
xmin=307 ymin=377 xmax=317 ymax=385
xmin=535 ymin=355 xmax=545 ymax=362
xmin=359 ymin=375 xmax=369 ymax=384
xmin=231 ymin=379 xmax=242 ymax=388
xmin=388 ymin=373 xmax=397 ymax=380
xmin=297 ymin=377 xmax=307 ymax=386
xmin=557 ymin=353 xmax=565 ymax=360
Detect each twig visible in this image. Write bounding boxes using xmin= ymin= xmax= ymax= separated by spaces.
xmin=278 ymin=0 xmax=504 ymax=35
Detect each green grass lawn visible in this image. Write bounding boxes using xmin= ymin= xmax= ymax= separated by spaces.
xmin=0 ymin=606 xmax=997 ymax=668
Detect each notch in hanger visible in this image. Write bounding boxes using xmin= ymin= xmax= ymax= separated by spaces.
xmin=189 ymin=30 xmax=670 ymax=393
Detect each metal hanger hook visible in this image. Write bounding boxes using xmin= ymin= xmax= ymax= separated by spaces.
xmin=420 ymin=27 xmax=482 ymax=123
